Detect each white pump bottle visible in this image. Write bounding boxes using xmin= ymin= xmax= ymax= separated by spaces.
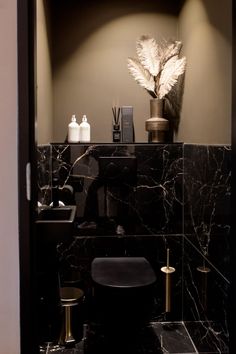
xmin=68 ymin=114 xmax=80 ymax=143
xmin=80 ymin=115 xmax=91 ymax=142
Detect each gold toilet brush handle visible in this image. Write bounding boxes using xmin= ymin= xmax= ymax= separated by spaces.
xmin=161 ymin=248 xmax=175 ymax=312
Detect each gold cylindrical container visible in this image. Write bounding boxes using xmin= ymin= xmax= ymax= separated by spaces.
xmin=160 ymin=248 xmax=175 ymax=313
xmin=161 ymin=266 xmax=175 ymax=312
xmin=64 ymin=305 xmax=74 ymax=344
xmin=145 ymin=98 xmax=169 ymax=143
xmin=150 ymin=98 xmax=164 ymax=117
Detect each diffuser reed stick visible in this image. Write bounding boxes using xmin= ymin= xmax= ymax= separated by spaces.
xmin=112 ymin=106 xmax=121 ymax=125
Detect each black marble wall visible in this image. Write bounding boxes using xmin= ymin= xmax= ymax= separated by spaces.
xmin=37 ymin=144 xmax=52 ymax=206
xmin=183 ymin=145 xmax=230 ymax=353
xmin=49 ymin=144 xmax=183 ymax=235
xmin=37 ymin=143 xmax=231 ymax=353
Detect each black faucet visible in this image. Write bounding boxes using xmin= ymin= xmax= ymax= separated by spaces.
xmin=52 ymin=176 xmax=60 ymax=207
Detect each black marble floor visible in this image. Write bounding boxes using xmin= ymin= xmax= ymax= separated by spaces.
xmin=39 ymin=322 xmax=198 ymax=354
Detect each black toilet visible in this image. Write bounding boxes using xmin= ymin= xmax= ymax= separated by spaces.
xmin=91 ymin=257 xmax=157 ymax=336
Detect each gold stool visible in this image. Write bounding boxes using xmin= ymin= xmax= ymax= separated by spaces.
xmin=59 ymin=287 xmax=84 ymax=346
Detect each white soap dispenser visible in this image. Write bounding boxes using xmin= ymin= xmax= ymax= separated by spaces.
xmin=68 ymin=114 xmax=80 ymax=143
xmin=80 ymin=115 xmax=91 ymax=142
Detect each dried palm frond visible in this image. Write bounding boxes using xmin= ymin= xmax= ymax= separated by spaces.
xmin=159 ymin=56 xmax=186 ymax=99
xmin=127 ymin=35 xmax=186 ymax=99
xmin=160 ymin=40 xmax=182 ymax=66
xmin=136 ymin=35 xmax=160 ymax=76
xmin=127 ymin=57 xmax=156 ymax=97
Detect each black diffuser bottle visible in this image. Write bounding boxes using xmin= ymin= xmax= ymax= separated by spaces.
xmin=112 ymin=106 xmax=121 ymax=142
xmin=113 ymin=123 xmax=121 ymax=142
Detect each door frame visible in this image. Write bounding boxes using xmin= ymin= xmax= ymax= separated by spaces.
xmin=18 ymin=0 xmax=38 ymax=353
xmin=17 ymin=0 xmax=236 ymax=353
xmin=231 ymin=0 xmax=236 ymax=351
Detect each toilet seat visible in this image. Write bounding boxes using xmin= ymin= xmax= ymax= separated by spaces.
xmin=91 ymin=257 xmax=156 ymax=288
xmin=91 ymin=257 xmax=157 ymax=333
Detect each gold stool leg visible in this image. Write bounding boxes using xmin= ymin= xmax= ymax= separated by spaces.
xmin=59 ymin=304 xmax=76 ymax=346
xmin=65 ymin=305 xmax=75 ymax=344
xmin=59 ymin=287 xmax=84 ymax=347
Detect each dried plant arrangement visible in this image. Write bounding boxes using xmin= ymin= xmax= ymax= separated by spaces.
xmin=127 ymin=35 xmax=186 ymax=99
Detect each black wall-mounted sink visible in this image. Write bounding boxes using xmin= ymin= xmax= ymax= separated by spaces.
xmin=36 ymin=205 xmax=76 ymax=243
xmin=37 ymin=207 xmax=75 ymax=221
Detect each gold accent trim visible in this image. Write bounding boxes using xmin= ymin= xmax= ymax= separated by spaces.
xmin=145 ymin=118 xmax=169 ymax=131
xmin=197 ymin=266 xmax=211 ymax=273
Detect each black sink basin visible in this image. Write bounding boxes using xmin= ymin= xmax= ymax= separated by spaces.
xmin=36 ymin=205 xmax=76 ymax=243
xmin=38 ymin=207 xmax=75 ymax=221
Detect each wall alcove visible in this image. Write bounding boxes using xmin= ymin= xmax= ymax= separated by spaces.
xmin=17 ymin=1 xmax=236 ymax=354
xmin=37 ymin=0 xmax=231 ymax=145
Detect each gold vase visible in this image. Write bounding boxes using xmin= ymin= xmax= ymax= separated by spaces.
xmin=145 ymin=98 xmax=169 ymax=143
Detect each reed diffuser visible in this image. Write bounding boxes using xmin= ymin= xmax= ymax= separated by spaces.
xmin=112 ymin=106 xmax=121 ymax=142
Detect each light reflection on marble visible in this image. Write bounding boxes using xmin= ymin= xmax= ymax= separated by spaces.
xmin=151 ymin=322 xmax=197 ymax=353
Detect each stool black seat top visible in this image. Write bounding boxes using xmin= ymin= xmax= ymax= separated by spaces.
xmin=91 ymin=257 xmax=156 ymax=289
xmin=60 ymin=287 xmax=84 ymax=303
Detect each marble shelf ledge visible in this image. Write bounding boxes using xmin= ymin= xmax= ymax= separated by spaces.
xmin=50 ymin=142 xmax=183 ymax=145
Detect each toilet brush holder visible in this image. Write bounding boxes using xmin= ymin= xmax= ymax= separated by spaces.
xmin=161 ymin=249 xmax=175 ymax=313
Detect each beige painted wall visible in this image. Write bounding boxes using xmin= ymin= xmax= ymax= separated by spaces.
xmin=52 ymin=2 xmax=178 ymax=143
xmin=0 ymin=0 xmax=20 ymax=353
xmin=37 ymin=0 xmax=232 ymax=144
xmin=36 ymin=1 xmax=180 ymax=143
xmin=37 ymin=0 xmax=53 ymax=144
xmin=177 ymin=0 xmax=232 ymax=144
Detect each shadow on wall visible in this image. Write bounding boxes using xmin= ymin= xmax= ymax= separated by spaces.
xmin=165 ymin=74 xmax=186 ymax=139
xmin=48 ymin=0 xmax=183 ymax=68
